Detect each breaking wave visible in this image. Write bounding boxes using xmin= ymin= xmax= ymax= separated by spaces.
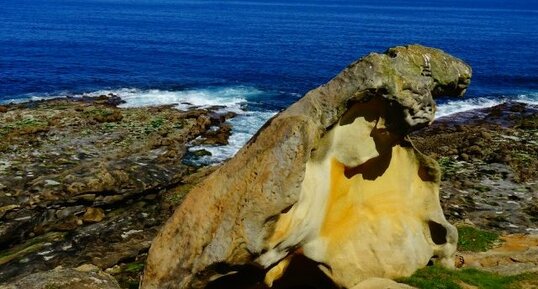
xmin=435 ymin=93 xmax=538 ymax=118
xmin=91 ymin=86 xmax=277 ymax=164
xmin=3 ymin=87 xmax=537 ymax=164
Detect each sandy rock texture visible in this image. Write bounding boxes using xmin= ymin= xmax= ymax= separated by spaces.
xmin=142 ymin=45 xmax=472 ymax=289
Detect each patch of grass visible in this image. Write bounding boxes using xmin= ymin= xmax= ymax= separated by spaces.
xmin=0 ymin=117 xmax=49 ymax=136
xmin=124 ymin=262 xmax=144 ymax=273
xmin=80 ymin=128 xmax=92 ymax=136
xmin=17 ymin=117 xmax=44 ymax=127
xmin=457 ymin=225 xmax=500 ymax=252
xmin=144 ymin=117 xmax=166 ymax=134
xmin=149 ymin=117 xmax=164 ymax=129
xmin=398 ymin=265 xmax=534 ymax=289
xmin=85 ymin=108 xmax=123 ymax=123
xmin=438 ymin=156 xmax=463 ymax=180
xmin=398 ymin=265 xmax=460 ymax=289
xmin=0 ymin=126 xmax=13 ymax=137
xmin=163 ymin=184 xmax=193 ymax=206
xmin=103 ymin=122 xmax=116 ymax=132
xmin=2 ymin=117 xmax=51 ymax=135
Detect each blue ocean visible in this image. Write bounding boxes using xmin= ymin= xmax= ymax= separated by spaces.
xmin=1 ymin=0 xmax=537 ymax=160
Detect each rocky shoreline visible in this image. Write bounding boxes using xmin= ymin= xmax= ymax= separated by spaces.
xmin=412 ymin=101 xmax=537 ymax=234
xmin=0 ymin=96 xmax=536 ymax=288
xmin=0 ymin=95 xmax=232 ymax=288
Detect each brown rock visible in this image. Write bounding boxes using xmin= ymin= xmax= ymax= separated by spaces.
xmin=90 ymin=108 xmax=123 ymax=123
xmin=82 ymin=207 xmax=105 ymax=223
xmin=141 ymin=45 xmax=472 ymax=289
xmin=200 ymin=123 xmax=232 ymax=145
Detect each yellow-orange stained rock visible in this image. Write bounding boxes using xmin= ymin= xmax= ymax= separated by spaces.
xmin=142 ymin=45 xmax=471 ymax=289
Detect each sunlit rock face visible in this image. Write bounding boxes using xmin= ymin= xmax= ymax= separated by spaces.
xmin=141 ymin=45 xmax=472 ymax=289
xmin=261 ymin=97 xmax=456 ymax=288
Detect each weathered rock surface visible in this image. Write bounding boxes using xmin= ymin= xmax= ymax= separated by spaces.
xmin=142 ymin=45 xmax=472 ymax=289
xmin=0 ymin=96 xmax=232 ymax=286
xmin=0 ymin=265 xmax=121 ymax=289
xmin=412 ymin=102 xmax=538 ymax=233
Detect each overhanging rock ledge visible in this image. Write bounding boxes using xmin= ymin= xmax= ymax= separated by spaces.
xmin=141 ymin=44 xmax=472 ymax=289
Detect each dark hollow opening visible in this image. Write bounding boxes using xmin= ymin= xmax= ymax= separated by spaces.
xmin=204 ymin=255 xmax=338 ymax=289
xmin=428 ymin=220 xmax=448 ymax=245
xmin=271 ymin=255 xmax=338 ymax=289
xmin=205 ymin=264 xmax=266 ymax=289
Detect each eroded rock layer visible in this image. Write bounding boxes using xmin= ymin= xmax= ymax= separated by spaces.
xmin=142 ymin=45 xmax=472 ymax=289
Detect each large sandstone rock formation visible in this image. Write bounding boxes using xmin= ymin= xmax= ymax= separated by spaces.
xmin=142 ymin=45 xmax=472 ymax=289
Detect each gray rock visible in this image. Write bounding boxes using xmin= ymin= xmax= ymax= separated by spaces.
xmin=55 ymin=206 xmax=85 ymax=219
xmin=0 ymin=267 xmax=121 ymax=289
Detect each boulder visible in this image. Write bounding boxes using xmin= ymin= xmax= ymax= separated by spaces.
xmin=142 ymin=45 xmax=472 ymax=289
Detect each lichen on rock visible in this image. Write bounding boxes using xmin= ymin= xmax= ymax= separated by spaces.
xmin=141 ymin=44 xmax=472 ymax=289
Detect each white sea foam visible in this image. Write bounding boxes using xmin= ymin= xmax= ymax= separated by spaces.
xmin=1 ymin=94 xmax=57 ymax=104
xmin=90 ymin=86 xmax=275 ymax=164
xmin=88 ymin=86 xmax=264 ymax=113
xmin=4 ymin=87 xmax=537 ymax=164
xmin=435 ymin=93 xmax=538 ymax=118
xmin=1 ymin=86 xmax=262 ymax=111
xmin=189 ymin=110 xmax=277 ymax=165
xmin=2 ymin=86 xmax=275 ymax=164
xmin=87 ymin=86 xmax=275 ymax=164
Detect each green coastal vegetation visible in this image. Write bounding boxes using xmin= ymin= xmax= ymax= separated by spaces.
xmin=399 ymin=266 xmax=538 ymax=289
xmin=457 ymin=225 xmax=500 ymax=252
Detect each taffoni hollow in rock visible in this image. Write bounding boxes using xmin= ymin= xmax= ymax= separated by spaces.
xmin=141 ymin=44 xmax=472 ymax=289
